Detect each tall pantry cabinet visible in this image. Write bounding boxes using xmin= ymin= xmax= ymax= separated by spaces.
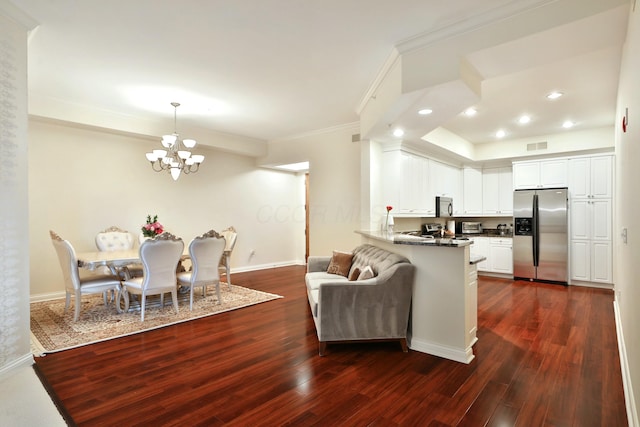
xmin=568 ymin=155 xmax=613 ymax=284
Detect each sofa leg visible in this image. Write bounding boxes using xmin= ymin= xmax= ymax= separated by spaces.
xmin=318 ymin=342 xmax=326 ymax=356
xmin=399 ymin=338 xmax=408 ymax=353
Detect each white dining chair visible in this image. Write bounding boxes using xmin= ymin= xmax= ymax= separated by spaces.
xmin=50 ymin=230 xmax=123 ymax=321
xmin=120 ymin=232 xmax=184 ymax=321
xmin=95 ymin=226 xmax=142 ymax=279
xmin=218 ymin=226 xmax=237 ymax=289
xmin=177 ymin=230 xmax=226 ymax=310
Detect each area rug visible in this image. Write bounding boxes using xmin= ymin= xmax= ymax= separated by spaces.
xmin=30 ymin=283 xmax=282 ymax=355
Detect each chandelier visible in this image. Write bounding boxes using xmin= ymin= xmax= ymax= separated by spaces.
xmin=145 ymin=102 xmax=205 ymax=181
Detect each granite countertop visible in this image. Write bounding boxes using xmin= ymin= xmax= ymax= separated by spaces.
xmin=356 ymin=230 xmax=473 ymax=248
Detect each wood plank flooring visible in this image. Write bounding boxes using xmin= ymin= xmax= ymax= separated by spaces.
xmin=34 ymin=265 xmax=628 ymax=426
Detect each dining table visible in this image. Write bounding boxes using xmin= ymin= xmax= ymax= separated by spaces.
xmin=76 ymin=249 xmax=191 ymax=313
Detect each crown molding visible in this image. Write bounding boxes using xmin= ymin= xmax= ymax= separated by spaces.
xmin=271 ymin=121 xmax=360 ymax=142
xmin=0 ymin=1 xmax=38 ymax=30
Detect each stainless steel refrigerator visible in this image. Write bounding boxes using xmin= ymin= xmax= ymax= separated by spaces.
xmin=513 ymin=188 xmax=568 ymax=284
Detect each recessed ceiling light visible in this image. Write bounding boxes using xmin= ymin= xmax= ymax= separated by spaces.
xmin=496 ymin=129 xmax=506 ymax=138
xmin=546 ymin=91 xmax=564 ymax=100
xmin=562 ymin=120 xmax=575 ymax=129
xmin=418 ymin=109 xmax=433 ymax=115
xmin=463 ymin=107 xmax=477 ymax=117
xmin=393 ymin=128 xmax=404 ymax=137
xmin=518 ymin=115 xmax=531 ymax=124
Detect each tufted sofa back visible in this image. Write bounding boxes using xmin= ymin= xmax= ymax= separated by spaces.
xmin=348 ymin=244 xmax=409 ymax=278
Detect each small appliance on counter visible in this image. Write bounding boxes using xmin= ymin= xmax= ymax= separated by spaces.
xmin=457 ymin=221 xmax=483 ymax=234
xmin=421 ymin=223 xmax=443 ymax=237
xmin=497 ymin=224 xmax=508 ymax=235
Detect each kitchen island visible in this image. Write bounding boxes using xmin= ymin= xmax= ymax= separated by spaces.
xmin=356 ymin=230 xmax=484 ymax=363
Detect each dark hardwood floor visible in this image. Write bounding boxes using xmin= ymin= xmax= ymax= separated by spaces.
xmin=34 ymin=265 xmax=628 ymax=426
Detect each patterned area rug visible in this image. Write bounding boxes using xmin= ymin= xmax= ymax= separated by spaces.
xmin=30 ymin=283 xmax=282 ymax=355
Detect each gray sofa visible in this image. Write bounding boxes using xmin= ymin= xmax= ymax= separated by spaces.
xmin=305 ymin=244 xmax=415 ymax=355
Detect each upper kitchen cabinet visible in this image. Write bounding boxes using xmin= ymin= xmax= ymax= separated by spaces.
xmin=482 ymin=167 xmax=513 ymax=216
xmin=512 ymin=159 xmax=568 ymax=189
xmin=568 ymin=155 xmax=613 ymax=199
xmin=381 ymin=149 xmax=433 ymax=216
xmin=462 ymin=167 xmax=483 ymax=216
xmin=431 ymin=160 xmax=462 ymax=215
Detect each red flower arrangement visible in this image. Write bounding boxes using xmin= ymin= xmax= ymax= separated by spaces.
xmin=141 ymin=214 xmax=164 ymax=238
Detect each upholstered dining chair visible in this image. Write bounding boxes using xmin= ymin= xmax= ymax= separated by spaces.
xmin=218 ymin=226 xmax=237 ymax=289
xmin=121 ymin=232 xmax=184 ymax=321
xmin=95 ymin=226 xmax=142 ymax=279
xmin=50 ymin=230 xmax=123 ymax=321
xmin=177 ymin=230 xmax=226 ymax=310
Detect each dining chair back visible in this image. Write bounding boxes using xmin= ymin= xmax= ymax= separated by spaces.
xmin=50 ymin=230 xmax=122 ymax=321
xmin=95 ymin=226 xmax=142 ymax=279
xmin=219 ymin=226 xmax=237 ymax=288
xmin=121 ymin=232 xmax=184 ymax=321
xmin=95 ymin=226 xmax=134 ymax=251
xmin=178 ymin=230 xmax=226 ymax=310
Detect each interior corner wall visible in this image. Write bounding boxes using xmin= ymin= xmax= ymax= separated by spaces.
xmin=265 ymin=126 xmax=362 ymax=256
xmin=28 ymin=119 xmax=304 ymax=297
xmin=614 ymin=2 xmax=640 ymax=424
xmin=0 ymin=12 xmax=31 ymax=373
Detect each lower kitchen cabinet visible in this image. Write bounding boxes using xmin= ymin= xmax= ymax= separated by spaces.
xmin=571 ymin=240 xmax=612 ymax=283
xmin=489 ymin=238 xmax=513 ymax=274
xmin=470 ymin=237 xmax=513 ymax=275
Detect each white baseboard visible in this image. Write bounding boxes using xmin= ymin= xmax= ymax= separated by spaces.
xmin=409 ymin=337 xmax=475 ymax=364
xmin=30 ymin=291 xmax=66 ymax=303
xmin=0 ymin=354 xmax=34 ymax=382
xmin=614 ymin=299 xmax=638 ymax=427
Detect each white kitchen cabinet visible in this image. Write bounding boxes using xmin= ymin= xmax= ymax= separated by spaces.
xmin=568 ymin=154 xmax=613 ymax=284
xmin=471 ymin=236 xmax=512 ymax=274
xmin=570 ymin=199 xmax=611 ymax=241
xmin=382 ymin=150 xmax=433 ymax=216
xmin=430 ymin=160 xmax=462 ymax=214
xmin=470 ymin=237 xmax=490 ymax=272
xmin=571 ymin=240 xmax=612 ymax=283
xmin=513 ymin=159 xmax=568 ymax=189
xmin=568 ymin=155 xmax=613 ymax=199
xmin=489 ymin=238 xmax=513 ymax=274
xmin=482 ymin=167 xmax=513 ymax=216
xmin=462 ymin=167 xmax=483 ymax=216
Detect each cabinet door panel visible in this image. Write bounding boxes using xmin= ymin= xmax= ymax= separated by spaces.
xmin=568 ymin=158 xmax=590 ymax=198
xmin=463 ymin=168 xmax=483 ymax=215
xmin=539 ymin=159 xmax=568 ymax=188
xmin=590 ymin=156 xmax=612 ymax=198
xmin=570 ymin=200 xmax=590 ymax=240
xmin=571 ymin=240 xmax=590 ymax=281
xmin=482 ymin=169 xmax=500 ymax=214
xmin=490 ymin=244 xmax=513 ymax=274
xmin=498 ymin=168 xmax=513 ymax=214
xmin=591 ymin=241 xmax=612 ymax=283
xmin=513 ymin=163 xmax=540 ymax=189
xmin=591 ymin=199 xmax=611 ymax=240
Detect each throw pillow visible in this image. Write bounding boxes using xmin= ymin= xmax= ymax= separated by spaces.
xmin=357 ymin=265 xmax=375 ymax=281
xmin=326 ymin=250 xmax=353 ymax=277
xmin=348 ymin=267 xmax=361 ymax=281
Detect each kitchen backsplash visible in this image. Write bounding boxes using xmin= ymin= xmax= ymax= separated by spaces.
xmin=393 ymin=216 xmax=513 ymax=233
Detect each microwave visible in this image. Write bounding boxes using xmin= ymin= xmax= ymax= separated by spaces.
xmin=435 ymin=196 xmax=453 ymax=217
xmin=459 ymin=221 xmax=483 ymax=234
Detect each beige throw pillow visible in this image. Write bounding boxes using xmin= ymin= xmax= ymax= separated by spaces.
xmin=327 ymin=251 xmax=353 ymax=277
xmin=357 ymin=265 xmax=375 ymax=280
xmin=348 ymin=267 xmax=361 ymax=281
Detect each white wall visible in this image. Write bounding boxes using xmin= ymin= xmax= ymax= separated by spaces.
xmin=0 ymin=4 xmax=33 ymax=375
xmin=615 ymin=3 xmax=640 ymax=425
xmin=28 ymin=119 xmax=305 ymax=297
xmin=260 ymin=124 xmax=362 ymax=256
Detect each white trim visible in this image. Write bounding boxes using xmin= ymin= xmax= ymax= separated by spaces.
xmin=30 ymin=291 xmax=66 ymax=303
xmin=271 ymin=122 xmax=360 ymax=143
xmin=0 ymin=1 xmax=38 ymax=30
xmin=614 ymin=300 xmax=638 ymax=427
xmin=0 ymin=354 xmax=34 ymax=381
xmin=409 ymin=337 xmax=475 ymax=364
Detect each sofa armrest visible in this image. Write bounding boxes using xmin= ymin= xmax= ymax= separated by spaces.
xmin=307 ymin=256 xmax=331 ymax=273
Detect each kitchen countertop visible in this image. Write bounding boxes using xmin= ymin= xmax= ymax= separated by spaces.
xmin=356 ymin=230 xmax=473 ymax=248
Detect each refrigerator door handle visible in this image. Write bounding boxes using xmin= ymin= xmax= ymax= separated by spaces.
xmin=532 ymin=194 xmax=539 ymax=267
